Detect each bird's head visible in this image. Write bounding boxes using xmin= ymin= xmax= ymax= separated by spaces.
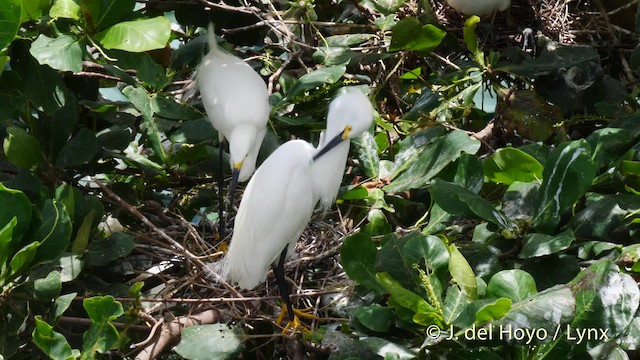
xmin=313 ymin=87 xmax=374 ymax=160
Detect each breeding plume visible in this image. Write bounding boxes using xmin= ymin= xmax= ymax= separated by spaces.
xmin=210 ymin=87 xmax=374 ymax=327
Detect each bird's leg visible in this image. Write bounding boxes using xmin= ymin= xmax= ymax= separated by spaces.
xmin=272 ymin=246 xmax=311 ymax=334
xmin=216 ymin=142 xmax=228 ymax=252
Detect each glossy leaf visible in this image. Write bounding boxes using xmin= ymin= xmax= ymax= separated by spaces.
xmin=431 ymin=179 xmax=515 ymax=230
xmin=533 ymin=140 xmax=596 ymax=233
xmin=519 ymin=230 xmax=575 ymax=258
xmin=0 ymin=218 xmax=17 ymax=284
xmin=282 ymin=65 xmax=346 ymax=101
xmin=390 ymin=17 xmax=446 ymax=53
xmin=3 ymin=126 xmax=41 ymax=170
xmin=33 ymin=200 xmax=73 ymax=265
xmin=443 ymin=285 xmax=468 ymax=325
xmin=54 ymin=292 xmax=77 ymax=321
xmin=501 ymin=181 xmax=539 ymax=222
xmin=353 ymin=131 xmax=380 ymax=178
xmin=0 ymin=0 xmax=21 ymax=50
xmin=29 ymin=34 xmax=83 ymax=72
xmin=84 ymin=232 xmax=135 ymax=266
xmin=123 ymin=85 xmax=167 ymax=163
xmin=376 ymin=272 xmax=442 ymax=326
xmin=82 ymin=296 xmax=123 ymax=356
xmin=151 ymin=94 xmax=201 ymax=120
xmin=175 ymin=324 xmax=243 ymax=360
xmin=0 ymin=184 xmax=32 ymax=244
xmin=354 ymin=304 xmax=394 ymax=332
xmin=56 ymin=128 xmax=99 ymax=168
xmin=484 ymin=148 xmax=544 ymax=185
xmin=72 ymin=209 xmax=96 ymax=255
xmin=85 ymin=0 xmax=136 ymax=30
xmin=487 ymin=269 xmax=537 ymax=302
xmin=499 ymin=46 xmax=599 ymax=77
xmin=32 ymin=316 xmax=79 ymax=360
xmin=463 ymin=16 xmax=483 ymax=66
xmin=95 ymin=16 xmax=171 ymax=52
xmin=34 ymin=271 xmax=62 ymax=301
xmin=475 ymin=298 xmax=511 ymax=323
xmin=362 ymin=0 xmax=405 ymax=15
xmin=571 ymin=194 xmax=639 ymax=241
xmin=387 ymin=130 xmax=480 ymax=192
xmin=448 ymin=244 xmax=477 ymax=300
xmin=9 ymin=241 xmax=39 ymax=277
xmin=341 ymin=233 xmax=386 ymax=294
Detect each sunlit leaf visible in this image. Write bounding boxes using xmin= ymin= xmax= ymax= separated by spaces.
xmin=95 ymin=16 xmax=171 ymax=52
xmin=0 ymin=0 xmax=21 ymax=50
xmin=448 ymin=244 xmax=477 ymax=300
xmin=390 ymin=17 xmax=446 ymax=53
xmin=175 ymin=324 xmax=243 ymax=360
xmin=487 ymin=269 xmax=537 ymax=302
xmin=30 ymin=34 xmax=83 ymax=72
xmin=484 ymin=148 xmax=544 ymax=185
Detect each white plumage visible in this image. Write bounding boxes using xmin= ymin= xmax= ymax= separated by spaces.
xmin=197 ymin=25 xmax=270 ymax=183
xmin=210 ymin=87 xmax=374 ymax=291
xmin=446 ymin=0 xmax=511 ymax=15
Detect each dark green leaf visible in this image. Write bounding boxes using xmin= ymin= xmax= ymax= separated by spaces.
xmin=84 ymin=232 xmax=135 ymax=266
xmin=56 ymin=128 xmax=99 ymax=167
xmin=499 ymin=46 xmax=599 ymax=78
xmin=0 ymin=218 xmax=17 ymax=284
xmin=0 ymin=183 xmax=32 ymax=244
xmin=97 ymin=126 xmax=131 ymax=151
xmin=0 ymin=0 xmax=21 ymax=50
xmin=354 ymin=304 xmax=394 ymax=332
xmin=32 ymin=316 xmax=79 ymax=360
xmin=85 ymin=0 xmax=135 ymax=30
xmin=453 ymin=153 xmax=484 ymax=194
xmin=341 ymin=233 xmax=386 ymax=294
xmin=484 ymin=147 xmax=544 ymax=185
xmin=96 ymin=16 xmax=171 ymax=52
xmin=312 ymin=46 xmax=354 ymax=66
xmin=586 ymin=128 xmax=631 ymax=168
xmin=325 ymin=34 xmax=375 ymax=46
xmin=431 ymin=179 xmax=515 ymax=230
xmin=9 ymin=241 xmax=39 ymax=277
xmin=123 ymin=85 xmax=167 ymax=163
xmin=387 ymin=130 xmax=480 ymax=192
xmin=533 ymin=140 xmax=596 ymax=233
xmin=111 ymin=50 xmax=170 ymax=89
xmin=3 ymin=126 xmax=41 ymax=170
xmin=34 ymin=270 xmax=62 ymax=301
xmin=72 ymin=209 xmax=96 ymax=255
xmin=33 ymin=200 xmax=73 ymax=265
xmin=501 ymin=181 xmax=539 ymax=222
xmin=29 ymin=34 xmax=83 ymax=72
xmin=151 ymin=94 xmax=201 ymax=120
xmin=390 ymin=17 xmax=446 ymax=53
xmin=282 ymin=66 xmax=346 ymax=101
xmin=54 ymin=292 xmax=77 ymax=320
xmin=175 ymin=324 xmax=243 ymax=360
xmin=519 ymin=230 xmax=575 ymax=258
xmin=487 ymin=269 xmax=537 ymax=302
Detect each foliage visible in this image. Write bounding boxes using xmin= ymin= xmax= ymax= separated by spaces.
xmin=1 ymin=0 xmax=640 ymax=359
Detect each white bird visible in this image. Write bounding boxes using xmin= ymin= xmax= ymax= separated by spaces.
xmin=209 ymin=88 xmax=374 ymax=328
xmin=446 ymin=0 xmax=511 ymax=16
xmin=197 ymin=24 xmax=270 ymax=237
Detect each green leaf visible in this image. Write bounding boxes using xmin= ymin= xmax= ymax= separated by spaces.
xmin=32 ymin=316 xmax=79 ymax=360
xmin=57 ymin=254 xmax=83 ymax=282
xmin=487 ymin=269 xmax=537 ymax=302
xmin=49 ymin=0 xmax=81 ymax=20
xmin=83 ymin=232 xmax=135 ymax=266
xmin=475 ymin=298 xmax=511 ymax=323
xmin=463 ymin=16 xmax=483 ymax=66
xmin=448 ymin=244 xmax=477 ymax=300
xmin=0 ymin=0 xmax=21 ymax=50
xmin=10 ymin=241 xmax=39 ymax=277
xmin=325 ymin=34 xmax=375 ymax=46
xmin=56 ymin=128 xmax=99 ymax=167
xmin=312 ymin=46 xmax=354 ymax=66
xmin=84 ymin=0 xmax=135 ymax=30
xmin=174 ymin=324 xmax=243 ymax=360
xmin=386 ymin=130 xmax=480 ymax=192
xmin=0 ymin=217 xmax=17 ymax=284
xmin=54 ymin=292 xmax=77 ymax=321
xmin=390 ymin=17 xmax=446 ymax=53
xmin=122 ymin=85 xmax=167 ymax=163
xmin=491 ymin=285 xmax=575 ymax=343
xmin=501 ymin=181 xmax=539 ymax=222
xmin=499 ymin=45 xmax=599 ymax=78
xmin=533 ymin=140 xmax=596 ymax=233
xmin=519 ymin=230 xmax=575 ymax=258
xmin=55 ymin=184 xmax=75 ymax=219
xmin=282 ymin=66 xmax=346 ymax=101
xmin=82 ymin=296 xmax=123 ymax=357
xmin=354 ymin=304 xmax=394 ymax=332
xmin=340 ymin=233 xmax=386 ymax=294
xmin=95 ymin=16 xmax=171 ymax=52
xmin=110 ymin=50 xmax=170 ymax=89
xmin=586 ymin=128 xmax=631 ymax=168
xmin=72 ymin=209 xmax=96 ymax=255
xmin=30 ymin=34 xmax=83 ymax=72
xmin=353 ymin=131 xmax=380 ymax=178
xmin=34 ymin=270 xmax=62 ymax=301
xmin=151 ymin=94 xmax=201 ymax=120
xmin=484 ymin=148 xmax=544 ymax=185
xmin=431 ymin=179 xmax=515 ymax=230
xmin=362 ymin=0 xmax=405 ymax=15
xmin=20 ymin=0 xmax=50 ymax=23
xmin=3 ymin=126 xmax=41 ymax=170
xmin=375 ymin=272 xmax=442 ymax=326
xmin=443 ymin=286 xmax=468 ymax=325
xmin=33 ymin=200 xmax=73 ymax=265
xmin=0 ymin=183 xmax=32 ymax=244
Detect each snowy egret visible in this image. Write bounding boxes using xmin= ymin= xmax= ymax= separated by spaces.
xmin=209 ymin=88 xmax=374 ymax=329
xmin=197 ymin=24 xmax=270 ymax=239
xmin=446 ymin=0 xmax=511 ymax=16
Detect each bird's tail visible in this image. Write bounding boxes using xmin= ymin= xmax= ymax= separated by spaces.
xmin=204 ymin=257 xmax=230 ymax=285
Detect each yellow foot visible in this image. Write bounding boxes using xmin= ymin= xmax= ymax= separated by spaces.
xmin=213 ymin=241 xmax=228 ymax=256
xmin=275 ymin=307 xmax=317 ymax=334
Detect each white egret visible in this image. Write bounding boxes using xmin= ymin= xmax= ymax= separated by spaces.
xmin=197 ymin=24 xmax=270 ymax=239
xmin=209 ymin=87 xmax=374 ymax=329
xmin=446 ymin=0 xmax=511 ymax=16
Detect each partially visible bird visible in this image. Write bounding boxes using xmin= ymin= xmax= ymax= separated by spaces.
xmin=446 ymin=0 xmax=511 ymax=16
xmin=209 ymin=88 xmax=374 ymax=329
xmin=197 ymin=24 xmax=270 ymax=239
